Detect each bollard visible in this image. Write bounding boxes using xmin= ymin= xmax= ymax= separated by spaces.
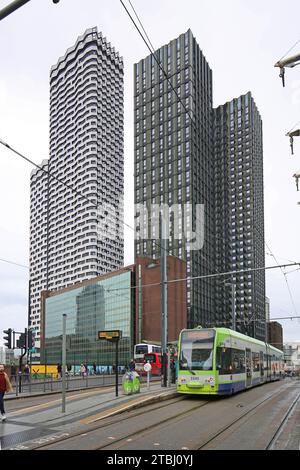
xmin=147 ymin=371 xmax=150 ymax=390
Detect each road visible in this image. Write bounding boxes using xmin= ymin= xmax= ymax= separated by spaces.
xmin=5 ymin=378 xmax=298 ymax=451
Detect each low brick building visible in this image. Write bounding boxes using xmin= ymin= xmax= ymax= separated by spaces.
xmin=135 ymin=256 xmax=187 ymax=344
xmin=267 ymin=321 xmax=283 ymax=351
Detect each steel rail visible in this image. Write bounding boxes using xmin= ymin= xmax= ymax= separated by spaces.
xmin=194 ymin=383 xmax=293 ymax=449
xmin=17 ymin=395 xmax=192 ymax=450
xmin=265 ymin=390 xmax=300 ymax=450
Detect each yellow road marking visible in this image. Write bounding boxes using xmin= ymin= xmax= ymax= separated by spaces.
xmin=8 ymin=386 xmax=115 ymax=416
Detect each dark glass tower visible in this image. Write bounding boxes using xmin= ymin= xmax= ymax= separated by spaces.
xmin=134 ymin=30 xmax=215 ymax=328
xmin=214 ymin=92 xmax=266 ymax=341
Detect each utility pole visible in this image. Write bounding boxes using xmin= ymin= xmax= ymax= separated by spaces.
xmin=231 ymin=280 xmax=236 ymax=331
xmin=18 ymin=328 xmax=27 ymax=394
xmin=138 ymin=264 xmax=142 ymax=344
xmin=27 ymin=279 xmax=31 ymax=365
xmin=160 ymin=215 xmax=168 ymax=388
xmin=62 ymin=314 xmax=67 ymax=413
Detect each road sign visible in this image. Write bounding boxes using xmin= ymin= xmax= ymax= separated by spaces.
xmin=144 ymin=362 xmax=152 ymax=372
xmin=97 ymin=330 xmax=122 ymax=398
xmin=98 ymin=330 xmax=122 ymax=342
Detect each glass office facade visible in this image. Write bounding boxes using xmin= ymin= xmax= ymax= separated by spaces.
xmin=43 ymin=270 xmax=134 ymax=367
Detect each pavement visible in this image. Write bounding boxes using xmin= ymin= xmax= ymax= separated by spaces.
xmin=0 ymin=380 xmax=177 ymax=450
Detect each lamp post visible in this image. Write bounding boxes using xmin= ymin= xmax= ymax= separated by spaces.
xmin=223 ymin=278 xmax=236 ymax=331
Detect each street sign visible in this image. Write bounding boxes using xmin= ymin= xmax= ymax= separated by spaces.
xmin=98 ymin=330 xmax=122 ymax=342
xmin=144 ymin=362 xmax=152 ymax=372
xmin=97 ymin=330 xmax=122 ymax=398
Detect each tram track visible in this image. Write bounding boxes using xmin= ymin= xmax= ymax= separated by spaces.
xmin=10 ymin=381 xmax=298 ymax=450
xmin=265 ymin=390 xmax=300 ymax=450
xmin=94 ymin=399 xmax=211 ymax=450
xmin=194 ymin=383 xmax=298 ymax=450
xmin=28 ymin=396 xmax=211 ymax=450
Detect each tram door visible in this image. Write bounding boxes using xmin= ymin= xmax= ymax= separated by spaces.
xmin=260 ymin=351 xmax=264 ymax=383
xmin=246 ymin=348 xmax=252 ymax=387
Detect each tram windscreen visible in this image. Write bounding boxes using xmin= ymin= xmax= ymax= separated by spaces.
xmin=179 ymin=330 xmax=215 ymax=371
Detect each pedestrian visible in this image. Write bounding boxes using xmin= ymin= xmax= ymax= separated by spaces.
xmin=10 ymin=363 xmax=16 ymax=383
xmin=24 ymin=364 xmax=30 ymax=383
xmin=129 ymin=359 xmax=136 ymax=372
xmin=80 ymin=363 xmax=86 ymax=377
xmin=170 ymin=359 xmax=176 ymax=384
xmin=0 ymin=364 xmax=13 ymax=422
xmin=93 ymin=362 xmax=97 ymax=375
xmin=57 ymin=363 xmax=62 ymax=379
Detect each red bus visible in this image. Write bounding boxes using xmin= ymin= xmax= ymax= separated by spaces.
xmin=143 ymin=352 xmax=162 ymax=376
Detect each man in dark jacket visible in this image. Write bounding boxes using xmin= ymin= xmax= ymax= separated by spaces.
xmin=57 ymin=363 xmax=62 ymax=379
xmin=129 ymin=359 xmax=136 ymax=372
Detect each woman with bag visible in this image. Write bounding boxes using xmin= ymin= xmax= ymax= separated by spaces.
xmin=0 ymin=364 xmax=13 ymax=422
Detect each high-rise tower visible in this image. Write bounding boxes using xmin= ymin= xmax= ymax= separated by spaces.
xmin=29 ymin=28 xmax=124 ymax=356
xmin=134 ymin=29 xmax=215 ymax=328
xmin=214 ymin=92 xmax=265 ymax=341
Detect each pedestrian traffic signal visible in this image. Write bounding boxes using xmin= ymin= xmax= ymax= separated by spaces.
xmin=3 ymin=328 xmax=12 ymax=349
xmin=17 ymin=332 xmax=26 ymax=349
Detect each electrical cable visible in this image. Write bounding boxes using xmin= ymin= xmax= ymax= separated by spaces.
xmin=0 ymin=257 xmax=29 ymax=269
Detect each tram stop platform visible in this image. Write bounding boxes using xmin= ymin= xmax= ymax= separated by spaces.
xmin=1 ymin=381 xmax=178 ymax=450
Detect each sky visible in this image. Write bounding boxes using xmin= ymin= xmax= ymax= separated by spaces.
xmin=0 ymin=0 xmax=300 ymax=345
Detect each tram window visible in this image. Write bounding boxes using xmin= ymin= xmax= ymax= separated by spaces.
xmin=216 ymin=347 xmax=232 ymax=374
xmin=252 ymin=352 xmax=260 ymax=372
xmin=231 ymin=349 xmax=245 ymax=374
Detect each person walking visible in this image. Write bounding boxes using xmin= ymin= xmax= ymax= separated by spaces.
xmin=0 ymin=365 xmax=13 ymax=422
xmin=10 ymin=363 xmax=16 ymax=383
xmin=93 ymin=362 xmax=97 ymax=375
xmin=80 ymin=364 xmax=86 ymax=378
xmin=24 ymin=364 xmax=30 ymax=383
xmin=57 ymin=363 xmax=62 ymax=379
xmin=129 ymin=359 xmax=136 ymax=372
xmin=170 ymin=359 xmax=176 ymax=384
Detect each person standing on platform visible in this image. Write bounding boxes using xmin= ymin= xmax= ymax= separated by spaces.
xmin=129 ymin=359 xmax=136 ymax=372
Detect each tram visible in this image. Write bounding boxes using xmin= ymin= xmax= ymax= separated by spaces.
xmin=177 ymin=328 xmax=284 ymax=396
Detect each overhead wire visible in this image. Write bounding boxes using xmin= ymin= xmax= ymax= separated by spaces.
xmin=120 ymin=0 xmax=194 ymax=123
xmin=0 ymin=257 xmax=29 ymax=269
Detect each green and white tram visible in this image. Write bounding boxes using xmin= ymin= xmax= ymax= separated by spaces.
xmin=177 ymin=328 xmax=284 ymax=396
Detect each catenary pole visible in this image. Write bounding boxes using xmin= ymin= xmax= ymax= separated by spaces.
xmin=160 ymin=215 xmax=168 ymax=387
xmin=62 ymin=314 xmax=67 ymax=413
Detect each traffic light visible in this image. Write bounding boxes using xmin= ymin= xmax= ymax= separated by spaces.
xmin=3 ymin=328 xmax=12 ymax=349
xmin=28 ymin=330 xmax=35 ymax=350
xmin=17 ymin=332 xmax=26 ymax=349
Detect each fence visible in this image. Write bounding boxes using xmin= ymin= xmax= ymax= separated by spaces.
xmin=6 ymin=371 xmax=159 ymax=396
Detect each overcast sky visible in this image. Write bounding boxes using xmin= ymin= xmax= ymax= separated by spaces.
xmin=0 ymin=0 xmax=300 ymax=345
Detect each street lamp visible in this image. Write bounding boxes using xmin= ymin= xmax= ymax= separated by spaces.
xmin=293 ymin=172 xmax=300 ymax=191
xmin=286 ymin=129 xmax=300 ymax=155
xmin=274 ymin=52 xmax=300 ymax=87
xmin=224 ymin=280 xmax=236 ymax=331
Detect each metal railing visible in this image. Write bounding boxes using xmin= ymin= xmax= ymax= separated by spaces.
xmin=7 ymin=371 xmax=160 ymax=396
